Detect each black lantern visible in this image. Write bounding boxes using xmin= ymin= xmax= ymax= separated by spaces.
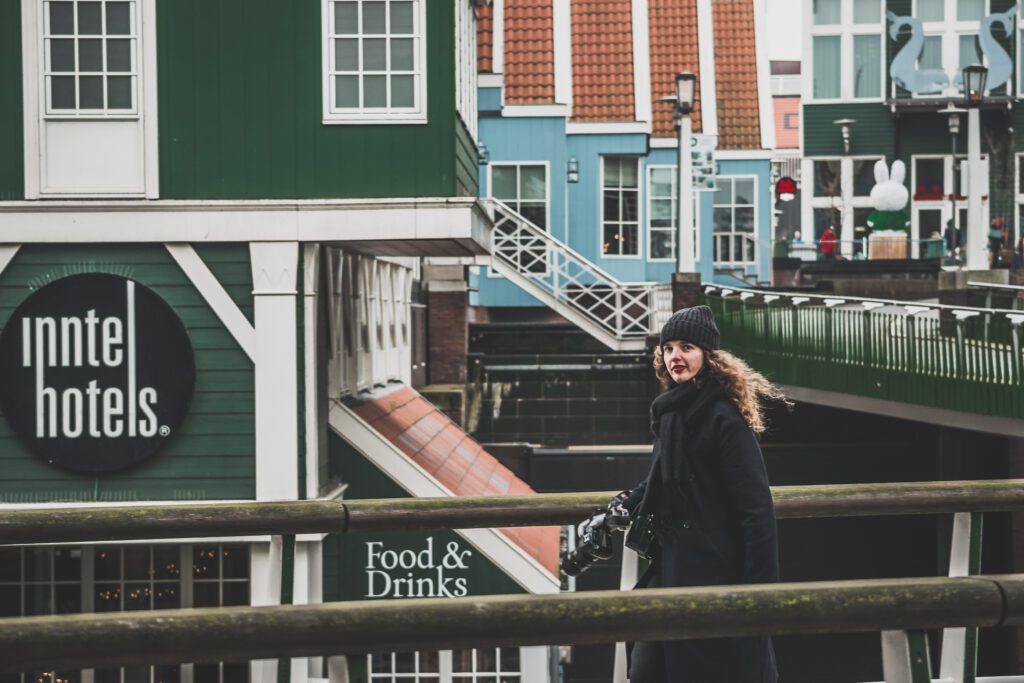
xmin=962 ymin=65 xmax=988 ymax=106
xmin=675 ymin=72 xmax=696 ymax=116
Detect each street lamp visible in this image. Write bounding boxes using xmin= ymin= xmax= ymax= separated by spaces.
xmin=674 ymin=72 xmax=697 ymax=272
xmin=962 ymin=64 xmax=988 ymax=270
xmin=938 ymin=104 xmax=967 ymax=256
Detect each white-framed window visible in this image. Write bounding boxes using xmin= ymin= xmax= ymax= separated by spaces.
xmin=808 ymin=0 xmax=884 ymax=102
xmin=712 ymin=176 xmax=758 ymax=266
xmin=907 ymin=0 xmax=993 ymax=98
xmin=0 ymin=544 xmax=250 ymax=683
xmin=368 ymin=647 xmax=522 ymax=681
xmin=489 ymin=163 xmax=549 ymax=229
xmin=323 ymin=0 xmax=428 ymax=124
xmin=42 ymin=0 xmax=140 ymax=116
xmin=802 ymin=156 xmax=882 ymax=258
xmin=601 ymin=156 xmax=640 ymax=258
xmin=911 ymin=153 xmax=988 ymax=256
xmin=647 ymin=165 xmax=677 ymax=261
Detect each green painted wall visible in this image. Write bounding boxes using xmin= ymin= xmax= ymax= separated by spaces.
xmin=0 ymin=0 xmax=24 ymax=200
xmin=455 ymin=117 xmax=478 ymax=197
xmin=0 ymin=245 xmax=255 ymax=502
xmin=804 ymin=104 xmax=896 ymax=158
xmin=157 ymin=0 xmax=471 ymax=200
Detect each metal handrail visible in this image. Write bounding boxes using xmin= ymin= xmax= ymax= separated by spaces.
xmin=968 ymin=280 xmax=1024 ymax=293
xmin=1 ymin=574 xmax=1022 ymax=670
xmin=2 ymin=479 xmax=1024 ymax=545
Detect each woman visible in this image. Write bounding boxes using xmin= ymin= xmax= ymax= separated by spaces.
xmin=625 ymin=305 xmax=785 ymax=683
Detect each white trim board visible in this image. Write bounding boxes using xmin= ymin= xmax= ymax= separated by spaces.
xmin=501 ymin=105 xmax=571 ymax=117
xmin=565 ymin=122 xmax=652 ymax=135
xmin=328 ymin=399 xmax=560 ymax=595
xmin=631 ymin=0 xmax=651 ymax=124
xmin=553 ymin=0 xmax=573 ymax=108
xmin=753 ymin=0 xmax=773 ymax=150
xmin=165 ymin=243 xmax=256 ymax=361
xmin=0 ymin=246 xmax=20 ymax=278
xmin=478 ymin=73 xmax=504 ymax=88
xmin=492 ymin=0 xmax=505 ymax=75
xmin=0 ymin=198 xmax=492 ymax=250
xmin=696 ymin=0 xmax=717 ymax=136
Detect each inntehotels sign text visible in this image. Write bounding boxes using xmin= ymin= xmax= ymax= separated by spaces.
xmin=0 ymin=274 xmax=195 ymax=473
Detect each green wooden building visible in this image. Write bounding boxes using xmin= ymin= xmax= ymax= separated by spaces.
xmin=0 ymin=1 xmax=558 ymax=682
xmin=802 ymin=0 xmax=1022 ymax=259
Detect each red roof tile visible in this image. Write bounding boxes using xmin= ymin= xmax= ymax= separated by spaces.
xmin=649 ymin=0 xmax=703 ymax=137
xmin=478 ymin=4 xmax=494 ymax=73
xmin=712 ymin=0 xmax=762 ymax=149
xmin=773 ymin=95 xmax=800 ymax=149
xmin=505 ymin=0 xmax=556 ymax=104
xmin=571 ymin=0 xmax=635 ymax=121
xmin=350 ymin=385 xmax=559 ymax=576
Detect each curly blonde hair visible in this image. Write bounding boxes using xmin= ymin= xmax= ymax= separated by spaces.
xmin=653 ymin=346 xmax=788 ymax=434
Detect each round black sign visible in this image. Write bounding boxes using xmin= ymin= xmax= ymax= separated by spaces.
xmin=0 ymin=274 xmax=196 ymax=473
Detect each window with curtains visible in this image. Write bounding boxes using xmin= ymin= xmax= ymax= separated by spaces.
xmin=601 ymin=157 xmax=640 ymax=257
xmin=810 ymin=0 xmax=883 ymax=101
xmin=323 ymin=0 xmax=427 ymax=123
xmin=909 ymin=0 xmax=993 ymax=97
xmin=647 ymin=166 xmax=677 ymax=261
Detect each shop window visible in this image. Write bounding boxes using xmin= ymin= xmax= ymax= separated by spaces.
xmin=324 ymin=0 xmax=427 ymax=123
xmin=491 ymin=164 xmax=548 ymax=229
xmin=914 ymin=158 xmax=945 ymax=200
xmin=601 ymin=157 xmax=640 ymax=257
xmin=852 ymin=158 xmax=876 ymax=196
xmin=813 ymin=160 xmax=842 ymax=197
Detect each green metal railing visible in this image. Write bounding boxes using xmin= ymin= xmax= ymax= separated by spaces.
xmin=704 ymin=286 xmax=1024 ymax=421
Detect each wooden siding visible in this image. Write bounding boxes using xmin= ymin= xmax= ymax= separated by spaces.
xmin=0 ymin=0 xmax=23 ymax=200
xmin=156 ymin=0 xmax=460 ymax=199
xmin=803 ymin=104 xmax=895 ymax=158
xmin=0 ymin=245 xmax=255 ymax=502
xmin=454 ymin=117 xmax=479 ymax=198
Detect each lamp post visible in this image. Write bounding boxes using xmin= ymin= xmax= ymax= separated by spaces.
xmin=674 ymin=72 xmax=697 ymax=272
xmin=962 ymin=64 xmax=988 ymax=270
xmin=938 ymin=104 xmax=966 ymax=258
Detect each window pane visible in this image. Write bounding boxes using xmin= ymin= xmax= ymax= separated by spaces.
xmin=363 ymin=75 xmax=386 ymax=106
xmin=193 ymin=582 xmax=219 ymax=607
xmin=222 ymin=663 xmax=247 ymax=683
xmin=853 ymin=158 xmax=877 ymax=196
xmin=54 ymin=548 xmax=80 ymax=582
xmin=391 ymin=38 xmax=414 ymax=70
xmin=51 ymin=38 xmax=75 ymax=71
xmin=390 ymin=75 xmax=414 ymax=106
xmin=713 ymin=207 xmax=733 ymax=232
xmin=651 ymin=230 xmax=674 ymax=259
xmin=0 ymin=549 xmax=19 ymax=582
xmin=106 ymin=2 xmax=131 ymax=34
xmin=0 ymin=585 xmax=19 ymax=616
xmin=107 ymin=75 xmax=131 ymax=109
xmin=602 ymin=157 xmax=620 ymax=186
xmin=918 ymin=35 xmax=942 ymax=71
xmin=154 ymin=583 xmax=180 ymax=609
xmin=335 ymin=1 xmax=358 ymax=34
xmin=221 ymin=582 xmax=249 ymax=606
xmin=813 ymin=207 xmax=842 ymax=241
xmin=651 ymin=198 xmax=673 ymax=220
xmin=813 ymin=160 xmax=841 ymax=197
xmin=391 ymin=1 xmax=413 ymax=33
xmin=713 ymin=181 xmax=733 ymax=205
xmin=735 ymin=207 xmax=755 ymax=232
xmin=121 ymin=547 xmax=146 ymax=582
xmin=918 ymin=0 xmax=943 ymax=21
xmin=94 ymin=583 xmax=121 ymax=611
xmin=26 ymin=549 xmax=51 ymax=582
xmin=959 ymin=34 xmax=980 ymax=70
xmin=604 ymin=190 xmax=620 ymax=221
xmin=106 ymin=38 xmax=131 ymax=71
xmin=363 ymin=38 xmax=386 ymax=70
xmin=222 ymin=546 xmax=248 ymax=579
xmin=25 ymin=584 xmax=52 ymax=615
xmin=813 ymin=0 xmax=840 ymax=24
xmin=914 ymin=158 xmax=944 ymax=199
xmin=957 ymin=0 xmax=984 ymax=21
xmin=650 ymin=168 xmax=673 ymax=196
xmin=603 ymin=224 xmax=620 ymax=255
xmin=395 ymin=652 xmax=415 ymax=674
xmin=363 ymin=1 xmax=386 ymax=32
xmin=153 ymin=665 xmax=181 ymax=683
xmin=78 ymin=2 xmax=102 ymax=34
xmin=336 ymin=38 xmax=359 ymax=70
xmin=335 ymin=75 xmax=358 ymax=107
xmin=124 ymin=667 xmax=149 ymax=683
xmin=500 ymin=647 xmax=520 ymax=673
xmin=492 ymin=167 xmax=516 ymax=200
xmin=520 ymin=166 xmax=545 ymax=200
xmin=124 ymin=582 xmax=151 ymax=610
xmin=813 ymin=36 xmax=840 ymax=99
xmin=478 ymin=648 xmax=497 ymax=672
xmin=418 ymin=651 xmax=439 ymax=673
xmin=49 ymin=2 xmax=75 ymax=34
xmin=1019 ymin=157 xmax=1024 ymax=194
xmin=79 ymin=38 xmax=103 ymax=71
xmin=622 ymin=192 xmax=638 ymax=221
xmin=194 ymin=664 xmax=219 ymax=683
xmin=853 ymin=35 xmax=881 ymax=98
xmin=621 ymin=159 xmax=638 ymax=187
xmin=734 ymin=179 xmax=754 ymax=205
xmin=853 ymin=0 xmax=879 ymax=23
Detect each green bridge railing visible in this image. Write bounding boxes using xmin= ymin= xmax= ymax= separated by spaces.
xmin=704 ymin=286 xmax=1024 ymax=422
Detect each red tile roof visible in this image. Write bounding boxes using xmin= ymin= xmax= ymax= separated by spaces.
xmin=649 ymin=0 xmax=703 ymax=137
xmin=349 ymin=384 xmax=559 ymax=576
xmin=478 ymin=4 xmax=494 ymax=73
xmin=773 ymin=95 xmax=800 ymax=149
xmin=712 ymin=0 xmax=762 ymax=149
xmin=570 ymin=0 xmax=635 ymax=121
xmin=505 ymin=0 xmax=556 ymax=104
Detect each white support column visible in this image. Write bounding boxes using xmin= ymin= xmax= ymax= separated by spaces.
xmin=303 ymin=244 xmax=321 ymax=501
xmin=290 ymin=541 xmax=321 ymax=683
xmin=552 ymin=0 xmax=573 ymax=109
xmin=940 ymin=512 xmax=974 ymax=683
xmin=678 ymin=115 xmax=696 ymax=272
xmin=520 ymin=646 xmax=550 ymax=682
xmin=251 ymin=537 xmax=285 ymax=683
xmin=250 ymin=241 xmax=300 ymax=502
xmin=967 ymin=108 xmax=987 ymax=270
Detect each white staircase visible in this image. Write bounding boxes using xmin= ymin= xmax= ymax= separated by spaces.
xmin=486 ymin=199 xmax=671 ymax=352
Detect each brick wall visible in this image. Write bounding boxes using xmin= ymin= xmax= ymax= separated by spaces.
xmin=427 ymin=289 xmax=468 ymax=384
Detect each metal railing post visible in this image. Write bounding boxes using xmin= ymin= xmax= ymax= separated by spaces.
xmin=940 ymin=511 xmax=984 ymax=683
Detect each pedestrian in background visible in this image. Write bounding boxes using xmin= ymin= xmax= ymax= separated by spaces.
xmin=820 ymin=226 xmax=838 ymax=261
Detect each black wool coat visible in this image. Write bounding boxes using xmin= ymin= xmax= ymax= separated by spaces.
xmin=625 ymin=378 xmax=780 ymax=683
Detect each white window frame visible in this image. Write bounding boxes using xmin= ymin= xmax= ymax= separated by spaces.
xmin=454 ymin=0 xmax=477 ymax=139
xmin=711 ymin=174 xmax=759 ymax=268
xmin=1016 ymin=153 xmax=1024 ymax=244
xmin=911 ymin=152 xmax=988 ymax=256
xmin=805 ymin=0 xmax=886 ymax=103
xmin=367 ymin=647 xmax=523 ymax=681
xmin=486 ymin=161 xmax=550 ymax=279
xmin=322 ymin=0 xmax=429 ymax=125
xmin=600 ymin=156 xmax=642 ymax=260
xmin=646 ymin=164 xmax=677 ymax=263
xmin=802 ymin=156 xmax=882 ymax=257
xmin=908 ymin=0 xmax=993 ymax=99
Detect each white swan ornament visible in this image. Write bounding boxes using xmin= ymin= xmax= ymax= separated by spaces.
xmin=888 ymin=11 xmax=949 ymax=94
xmin=954 ymin=5 xmax=1018 ymax=90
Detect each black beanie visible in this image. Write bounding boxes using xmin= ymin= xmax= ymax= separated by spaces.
xmin=659 ymin=305 xmax=720 ymax=351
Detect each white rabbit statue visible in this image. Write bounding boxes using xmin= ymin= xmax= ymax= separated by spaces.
xmin=867 ymin=159 xmax=910 ymax=233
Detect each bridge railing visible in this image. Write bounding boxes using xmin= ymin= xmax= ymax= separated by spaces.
xmin=703 ymin=285 xmax=1024 ymax=422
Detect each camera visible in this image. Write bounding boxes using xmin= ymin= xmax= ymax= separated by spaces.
xmin=561 ymin=494 xmax=631 ymax=577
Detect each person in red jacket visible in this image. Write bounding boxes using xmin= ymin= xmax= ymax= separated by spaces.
xmin=820 ymin=226 xmax=838 ymax=260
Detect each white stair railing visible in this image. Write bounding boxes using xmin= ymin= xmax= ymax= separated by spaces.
xmin=487 ymin=199 xmax=670 ymax=350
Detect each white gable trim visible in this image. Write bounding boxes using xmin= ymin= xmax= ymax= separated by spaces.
xmin=553 ymin=0 xmax=573 ymax=108
xmin=164 ymin=243 xmax=256 ymax=361
xmin=502 ymin=104 xmax=571 ymax=117
xmin=328 ymin=399 xmax=560 ymax=595
xmin=479 ymin=73 xmax=504 ymax=89
xmin=493 ymin=0 xmax=505 ymax=74
xmin=631 ymin=0 xmax=652 ymax=124
xmin=697 ymin=0 xmax=718 ymax=136
xmin=565 ymin=122 xmax=652 ymax=135
xmin=753 ymin=0 xmax=774 ymax=150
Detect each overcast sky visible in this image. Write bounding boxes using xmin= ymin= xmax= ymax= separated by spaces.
xmin=765 ymin=0 xmax=802 ymax=61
